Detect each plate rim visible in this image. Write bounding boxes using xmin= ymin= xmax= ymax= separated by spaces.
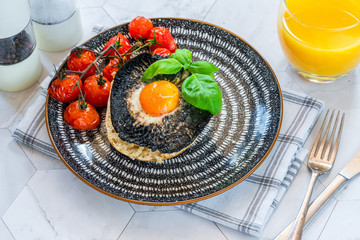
xmin=45 ymin=17 xmax=283 ymax=206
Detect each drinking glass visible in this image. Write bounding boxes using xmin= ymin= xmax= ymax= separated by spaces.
xmin=278 ymin=0 xmax=360 ymax=83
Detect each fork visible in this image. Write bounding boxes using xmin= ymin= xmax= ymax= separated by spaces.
xmin=286 ymin=109 xmax=345 ymax=240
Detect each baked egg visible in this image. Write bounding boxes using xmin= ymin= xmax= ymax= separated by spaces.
xmin=107 ymin=53 xmax=211 ymax=161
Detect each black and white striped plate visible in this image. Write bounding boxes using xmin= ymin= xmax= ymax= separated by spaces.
xmin=46 ymin=18 xmax=282 ymax=205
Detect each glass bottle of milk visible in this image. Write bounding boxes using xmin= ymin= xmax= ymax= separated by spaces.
xmin=0 ymin=0 xmax=42 ymax=92
xmin=29 ymin=0 xmax=82 ymax=52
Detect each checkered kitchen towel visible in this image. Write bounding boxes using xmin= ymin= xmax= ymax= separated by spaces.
xmin=11 ymin=25 xmax=324 ymax=237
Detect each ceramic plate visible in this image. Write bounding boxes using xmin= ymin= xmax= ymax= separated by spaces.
xmin=46 ymin=18 xmax=282 ymax=205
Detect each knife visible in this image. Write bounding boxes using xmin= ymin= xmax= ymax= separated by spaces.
xmin=274 ymin=151 xmax=360 ymax=240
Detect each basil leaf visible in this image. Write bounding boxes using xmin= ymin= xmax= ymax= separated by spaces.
xmin=170 ymin=49 xmax=192 ymax=67
xmin=188 ymin=61 xmax=219 ymax=77
xmin=182 ymin=73 xmax=222 ymax=115
xmin=143 ymin=70 xmax=183 ymax=84
xmin=142 ymin=58 xmax=183 ymax=81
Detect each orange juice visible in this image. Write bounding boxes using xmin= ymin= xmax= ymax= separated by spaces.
xmin=278 ymin=0 xmax=360 ymax=81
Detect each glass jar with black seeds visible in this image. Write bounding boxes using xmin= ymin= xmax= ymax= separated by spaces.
xmin=0 ymin=21 xmax=36 ymax=65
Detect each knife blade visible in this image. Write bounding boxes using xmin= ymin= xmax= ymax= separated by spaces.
xmin=274 ymin=151 xmax=360 ymax=240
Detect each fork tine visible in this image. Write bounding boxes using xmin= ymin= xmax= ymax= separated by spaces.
xmin=322 ymin=111 xmax=340 ymax=161
xmin=316 ymin=110 xmax=335 ymax=158
xmin=328 ymin=112 xmax=345 ymax=163
xmin=310 ymin=109 xmax=330 ymax=157
xmin=287 ymin=109 xmax=344 ymax=240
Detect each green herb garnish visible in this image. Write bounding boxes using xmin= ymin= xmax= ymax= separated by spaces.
xmin=142 ymin=49 xmax=222 ymax=115
xmin=142 ymin=58 xmax=183 ymax=80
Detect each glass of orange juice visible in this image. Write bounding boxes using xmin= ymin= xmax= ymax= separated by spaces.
xmin=278 ymin=0 xmax=360 ymax=83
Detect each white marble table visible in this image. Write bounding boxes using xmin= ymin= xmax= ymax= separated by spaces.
xmin=1 ymin=0 xmax=360 ymax=239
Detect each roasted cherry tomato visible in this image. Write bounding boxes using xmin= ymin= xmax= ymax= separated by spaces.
xmin=102 ymin=58 xmax=120 ymax=81
xmin=64 ymin=100 xmax=100 ymax=131
xmin=83 ymin=75 xmax=111 ymax=108
xmin=129 ymin=16 xmax=153 ymax=39
xmin=67 ymin=49 xmax=96 ymax=79
xmin=147 ymin=27 xmax=177 ymax=53
xmin=152 ymin=48 xmax=172 ymax=57
xmin=103 ymin=33 xmax=132 ymax=60
xmin=48 ymin=73 xmax=82 ymax=103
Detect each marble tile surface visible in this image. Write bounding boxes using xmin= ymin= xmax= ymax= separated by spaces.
xmin=78 ymin=8 xmax=117 ymax=44
xmin=129 ymin=203 xmax=177 ymax=212
xmin=0 ymin=220 xmax=13 ymax=240
xmin=318 ymin=200 xmax=360 ymax=240
xmin=119 ymin=210 xmax=227 ymax=240
xmin=103 ymin=0 xmax=216 ymax=24
xmin=3 ymin=187 xmax=59 ymax=240
xmin=77 ymin=0 xmax=107 ymax=9
xmin=334 ymin=177 xmax=360 ymax=201
xmin=16 ymin=144 xmax=65 ymax=170
xmin=204 ymin=0 xmax=289 ymax=72
xmin=283 ymin=66 xmax=360 ymax=110
xmin=3 ymin=170 xmax=134 ymax=240
xmin=0 ymin=129 xmax=35 ymax=216
xmin=275 ymin=70 xmax=306 ymax=93
xmin=2 ymin=0 xmax=360 ymax=239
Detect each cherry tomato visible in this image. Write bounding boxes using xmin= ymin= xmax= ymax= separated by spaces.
xmin=67 ymin=49 xmax=96 ymax=79
xmin=48 ymin=73 xmax=82 ymax=103
xmin=64 ymin=100 xmax=100 ymax=131
xmin=83 ymin=75 xmax=111 ymax=108
xmin=152 ymin=48 xmax=172 ymax=57
xmin=102 ymin=58 xmax=120 ymax=81
xmin=147 ymin=27 xmax=177 ymax=53
xmin=129 ymin=16 xmax=153 ymax=39
xmin=103 ymin=33 xmax=132 ymax=60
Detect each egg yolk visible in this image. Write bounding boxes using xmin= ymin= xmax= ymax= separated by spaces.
xmin=139 ymin=80 xmax=180 ymax=116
